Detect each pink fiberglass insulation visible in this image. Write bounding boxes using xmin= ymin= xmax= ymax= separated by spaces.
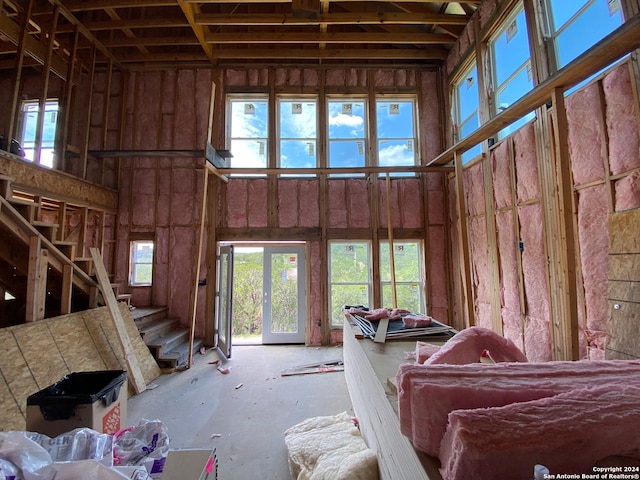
xmin=566 ymin=82 xmax=606 ymax=186
xmin=615 ymin=171 xmax=640 ymax=211
xmin=491 ymin=141 xmax=513 ymax=208
xmin=603 ymin=63 xmax=640 ymax=175
xmin=469 ymin=218 xmax=489 ymax=305
xmin=328 ymin=180 xmax=348 ymax=228
xmin=171 ymin=226 xmax=196 ymax=324
xmin=195 ymin=70 xmax=212 ymax=147
xmin=278 ymin=180 xmax=298 ymax=228
xmin=401 ymin=179 xmax=424 ymax=228
xmin=309 ymin=241 xmax=322 ymax=345
xmin=226 ymin=179 xmax=248 ymax=228
xmin=134 ymin=73 xmax=162 ymax=150
xmin=397 ymin=360 xmax=640 ymax=459
xmin=463 ymin=163 xmax=485 ymax=217
xmin=496 ymin=211 xmax=519 ymax=312
xmin=374 ymin=69 xmax=395 ymax=88
xmin=440 ymin=386 xmax=640 ymax=480
xmin=502 ymin=310 xmax=524 ymax=353
xmin=247 ymin=179 xmax=268 ymax=228
xmin=132 ymin=194 xmax=155 ymax=226
xmin=428 ymin=226 xmax=448 ymax=311
xmin=379 ymin=178 xmax=400 ymax=229
xmin=513 ymin=122 xmax=540 ymax=203
xmin=298 ymin=180 xmax=319 ymax=227
xmin=348 ymin=179 xmax=370 ymax=228
xmin=518 ymin=203 xmax=551 ymax=361
xmin=225 ymin=69 xmax=247 ymax=86
xmin=577 ymin=185 xmax=609 ymax=345
xmin=427 ymin=190 xmax=444 ymax=226
xmin=421 ymin=73 xmax=443 ymax=161
xmin=174 ymin=70 xmax=197 ymax=149
xmin=517 ymin=203 xmax=548 ymax=320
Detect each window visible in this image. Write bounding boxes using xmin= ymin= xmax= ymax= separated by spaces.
xmin=452 ymin=61 xmax=482 ymax=163
xmin=329 ymin=241 xmax=371 ymax=326
xmin=376 ymin=98 xmax=417 ymax=176
xmin=380 ymin=241 xmax=424 ymax=313
xmin=327 ymin=98 xmax=367 ymax=176
xmin=488 ymin=4 xmax=535 ymax=138
xmin=545 ymin=0 xmax=623 ymax=70
xmin=20 ymin=99 xmax=58 ymax=168
xmin=228 ymin=96 xmax=269 ymax=174
xmin=129 ymin=240 xmax=154 ymax=286
xmin=278 ymin=98 xmax=318 ymax=176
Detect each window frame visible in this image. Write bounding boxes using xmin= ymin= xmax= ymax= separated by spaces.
xmin=451 ymin=60 xmax=482 ymax=163
xmin=226 ymin=94 xmax=270 ymax=176
xmin=375 ymin=95 xmax=419 ymax=177
xmin=19 ymin=98 xmax=59 ymax=168
xmin=129 ymin=239 xmax=155 ymax=287
xmin=328 ymin=240 xmax=373 ymax=327
xmin=327 ymin=96 xmax=368 ymax=177
xmin=487 ymin=2 xmax=536 ymax=139
xmin=277 ymin=95 xmax=319 ymax=177
xmin=379 ymin=240 xmax=425 ymax=314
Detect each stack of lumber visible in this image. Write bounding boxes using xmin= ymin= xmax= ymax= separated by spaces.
xmin=397 ymin=360 xmax=640 ymax=480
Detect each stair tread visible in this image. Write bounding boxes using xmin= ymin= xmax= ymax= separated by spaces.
xmin=157 ymin=338 xmax=204 ymax=365
xmin=145 ymin=327 xmax=188 ymax=348
xmin=139 ymin=317 xmax=179 ymax=337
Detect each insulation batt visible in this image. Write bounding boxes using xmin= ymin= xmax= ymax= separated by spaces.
xmin=402 ymin=314 xmax=433 ymax=328
xmin=424 ymin=327 xmax=527 ymax=365
xmin=439 ymin=386 xmax=640 ymax=480
xmin=396 ymin=360 xmax=640 ymax=458
xmin=284 ymin=412 xmax=378 ymax=480
xmin=415 ymin=341 xmax=441 ymax=364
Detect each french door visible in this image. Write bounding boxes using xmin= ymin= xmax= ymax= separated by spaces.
xmin=262 ymin=246 xmax=306 ymax=344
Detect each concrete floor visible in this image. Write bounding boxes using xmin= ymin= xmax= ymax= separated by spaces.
xmin=127 ymin=345 xmax=354 ymax=480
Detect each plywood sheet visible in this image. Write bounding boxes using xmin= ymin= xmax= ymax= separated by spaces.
xmin=0 ymin=305 xmax=161 ymax=430
xmin=609 ymin=208 xmax=640 ymax=253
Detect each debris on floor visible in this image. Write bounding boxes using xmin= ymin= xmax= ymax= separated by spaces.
xmin=280 ymin=359 xmax=344 ymax=377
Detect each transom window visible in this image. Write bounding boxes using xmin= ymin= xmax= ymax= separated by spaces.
xmin=278 ymin=98 xmax=318 ymax=176
xmin=327 ymin=98 xmax=367 ymax=176
xmin=545 ymin=0 xmax=623 ymax=70
xmin=376 ymin=98 xmax=417 ymax=176
xmin=228 ymin=96 xmax=269 ymax=174
xmin=488 ymin=3 xmax=535 ymax=138
xmin=452 ymin=61 xmax=482 ymax=163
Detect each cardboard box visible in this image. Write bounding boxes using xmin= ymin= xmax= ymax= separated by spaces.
xmin=26 ymin=370 xmax=127 ymax=437
xmin=160 ymin=448 xmax=218 ymax=480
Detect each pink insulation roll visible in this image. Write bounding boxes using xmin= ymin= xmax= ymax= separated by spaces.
xmin=491 ymin=141 xmax=512 ymax=208
xmin=396 ymin=360 xmax=640 ymax=458
xmin=513 ymin=122 xmax=540 ymax=203
xmin=440 ymin=386 xmax=640 ymax=480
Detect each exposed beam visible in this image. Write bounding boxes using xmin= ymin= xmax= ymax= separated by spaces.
xmin=188 ymin=0 xmax=479 ymax=3
xmin=203 ymin=31 xmax=455 ymax=44
xmin=53 ymin=17 xmax=189 ymax=33
xmin=100 ymin=35 xmax=200 ymax=48
xmin=427 ymin=12 xmax=640 ymax=166
xmin=177 ymin=0 xmax=218 ymax=65
xmin=118 ymin=47 xmax=447 ymax=61
xmin=195 ymin=11 xmax=470 ymax=26
xmin=60 ymin=0 xmax=176 ymax=11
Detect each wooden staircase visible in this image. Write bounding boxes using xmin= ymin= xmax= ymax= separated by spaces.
xmin=131 ymin=307 xmax=204 ymax=370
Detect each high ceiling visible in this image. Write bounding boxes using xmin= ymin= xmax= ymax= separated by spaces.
xmin=1 ymin=0 xmax=479 ymax=71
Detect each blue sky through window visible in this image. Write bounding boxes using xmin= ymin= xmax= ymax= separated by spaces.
xmin=377 ymin=100 xmax=416 ymax=175
xmin=328 ymin=100 xmax=366 ymax=175
xmin=279 ymin=99 xmax=317 ymax=174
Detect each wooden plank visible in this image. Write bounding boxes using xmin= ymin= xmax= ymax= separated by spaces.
xmin=26 ymin=236 xmax=41 ymax=323
xmin=187 ymin=168 xmax=209 ymax=368
xmin=610 ymin=208 xmax=640 ymax=253
xmin=609 ymin=254 xmax=640 ymax=282
xmin=60 ymin=264 xmax=73 ymax=314
xmin=454 ymin=153 xmax=475 ymax=327
xmin=483 ymin=148 xmax=502 ymax=335
xmin=343 ymin=319 xmax=434 ymax=480
xmin=90 ymin=247 xmax=146 ymax=393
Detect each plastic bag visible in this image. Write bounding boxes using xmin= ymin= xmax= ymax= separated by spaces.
xmin=26 ymin=429 xmax=114 ymax=467
xmin=23 ymin=459 xmax=129 ymax=480
xmin=113 ymin=419 xmax=169 ymax=478
xmin=0 ymin=432 xmax=52 ymax=479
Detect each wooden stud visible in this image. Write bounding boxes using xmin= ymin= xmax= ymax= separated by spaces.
xmin=90 ymin=247 xmax=146 ymax=394
xmin=550 ymin=88 xmax=580 ymax=360
xmin=81 ymin=44 xmax=98 ymax=180
xmin=454 ymin=152 xmax=475 ymax=327
xmin=187 ymin=168 xmax=209 ymax=368
xmin=58 ymin=26 xmax=80 ymax=171
xmin=26 ymin=236 xmax=41 ymax=323
xmin=60 ymin=264 xmax=73 ymax=315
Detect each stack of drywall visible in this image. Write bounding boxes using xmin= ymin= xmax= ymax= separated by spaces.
xmin=397 ymin=360 xmax=640 ymax=479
